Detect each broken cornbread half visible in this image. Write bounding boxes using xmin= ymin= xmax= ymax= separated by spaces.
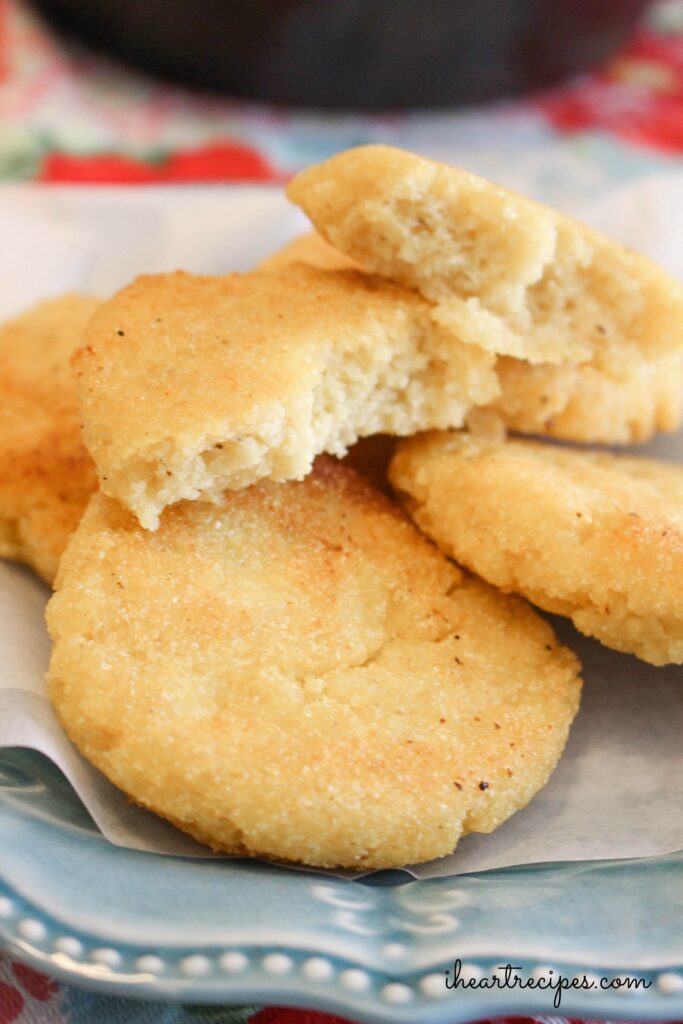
xmin=73 ymin=264 xmax=497 ymax=529
xmin=288 ymin=144 xmax=683 ymax=365
xmin=287 ymin=146 xmax=683 ymax=443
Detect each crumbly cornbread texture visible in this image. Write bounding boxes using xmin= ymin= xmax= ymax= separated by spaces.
xmin=0 ymin=295 xmax=100 ymax=583
xmin=391 ymin=432 xmax=683 ymax=665
xmin=47 ymin=459 xmax=581 ymax=869
xmin=265 ymin=229 xmax=683 ymax=446
xmin=288 ymin=145 xmax=683 ymax=364
xmin=74 ymin=264 xmax=497 ymax=529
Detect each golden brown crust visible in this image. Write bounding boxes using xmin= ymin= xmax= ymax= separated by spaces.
xmin=0 ymin=296 xmax=100 ymax=583
xmin=47 ymin=459 xmax=581 ymax=869
xmin=391 ymin=431 xmax=683 ymax=664
xmin=74 ymin=264 xmax=497 ymax=529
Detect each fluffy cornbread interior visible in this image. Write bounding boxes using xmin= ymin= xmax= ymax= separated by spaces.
xmin=73 ymin=264 xmax=497 ymax=529
xmin=288 ymin=145 xmax=683 ymax=368
xmin=47 ymin=459 xmax=581 ymax=869
xmin=269 ymin=228 xmax=683 ymax=446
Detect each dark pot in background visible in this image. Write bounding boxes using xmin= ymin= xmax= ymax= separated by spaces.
xmin=34 ymin=0 xmax=652 ymax=110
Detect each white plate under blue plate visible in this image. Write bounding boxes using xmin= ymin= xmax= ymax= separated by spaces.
xmin=2 ymin=748 xmax=683 ymax=1021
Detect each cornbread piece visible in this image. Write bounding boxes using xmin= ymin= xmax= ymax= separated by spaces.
xmin=258 ymin=231 xmax=359 ymax=272
xmin=290 ymin=147 xmax=683 ymax=364
xmin=0 ymin=295 xmax=100 ymax=583
xmin=265 ymin=229 xmax=683 ymax=445
xmin=74 ymin=264 xmax=497 ymax=529
xmin=47 ymin=459 xmax=581 ymax=869
xmin=391 ymin=432 xmax=683 ymax=665
xmin=487 ymin=350 xmax=683 ymax=445
xmin=288 ymin=145 xmax=683 ymax=366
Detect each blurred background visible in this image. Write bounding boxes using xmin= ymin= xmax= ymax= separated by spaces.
xmin=0 ymin=0 xmax=682 ymax=200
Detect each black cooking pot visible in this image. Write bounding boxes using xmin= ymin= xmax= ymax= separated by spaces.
xmin=34 ymin=0 xmax=652 ymax=109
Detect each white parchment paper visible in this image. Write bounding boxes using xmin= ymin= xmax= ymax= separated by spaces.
xmin=1 ymin=178 xmax=682 ymax=878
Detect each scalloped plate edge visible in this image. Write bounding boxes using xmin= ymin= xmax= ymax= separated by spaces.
xmin=2 ymin=878 xmax=683 ymax=1024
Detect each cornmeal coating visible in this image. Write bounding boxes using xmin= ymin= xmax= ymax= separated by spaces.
xmin=47 ymin=459 xmax=581 ymax=869
xmin=0 ymin=295 xmax=100 ymax=583
xmin=391 ymin=432 xmax=683 ymax=665
xmin=274 ymin=227 xmax=683 ymax=446
xmin=74 ymin=264 xmax=497 ymax=529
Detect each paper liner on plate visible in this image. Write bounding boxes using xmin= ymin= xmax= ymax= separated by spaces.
xmin=1 ymin=175 xmax=682 ymax=879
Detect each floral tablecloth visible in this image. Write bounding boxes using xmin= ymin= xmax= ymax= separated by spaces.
xmin=1 ymin=0 xmax=683 ymax=188
xmin=2 ymin=0 xmax=683 ymax=1021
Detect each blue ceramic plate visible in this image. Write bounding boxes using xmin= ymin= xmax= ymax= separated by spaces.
xmin=1 ymin=748 xmax=683 ymax=1023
